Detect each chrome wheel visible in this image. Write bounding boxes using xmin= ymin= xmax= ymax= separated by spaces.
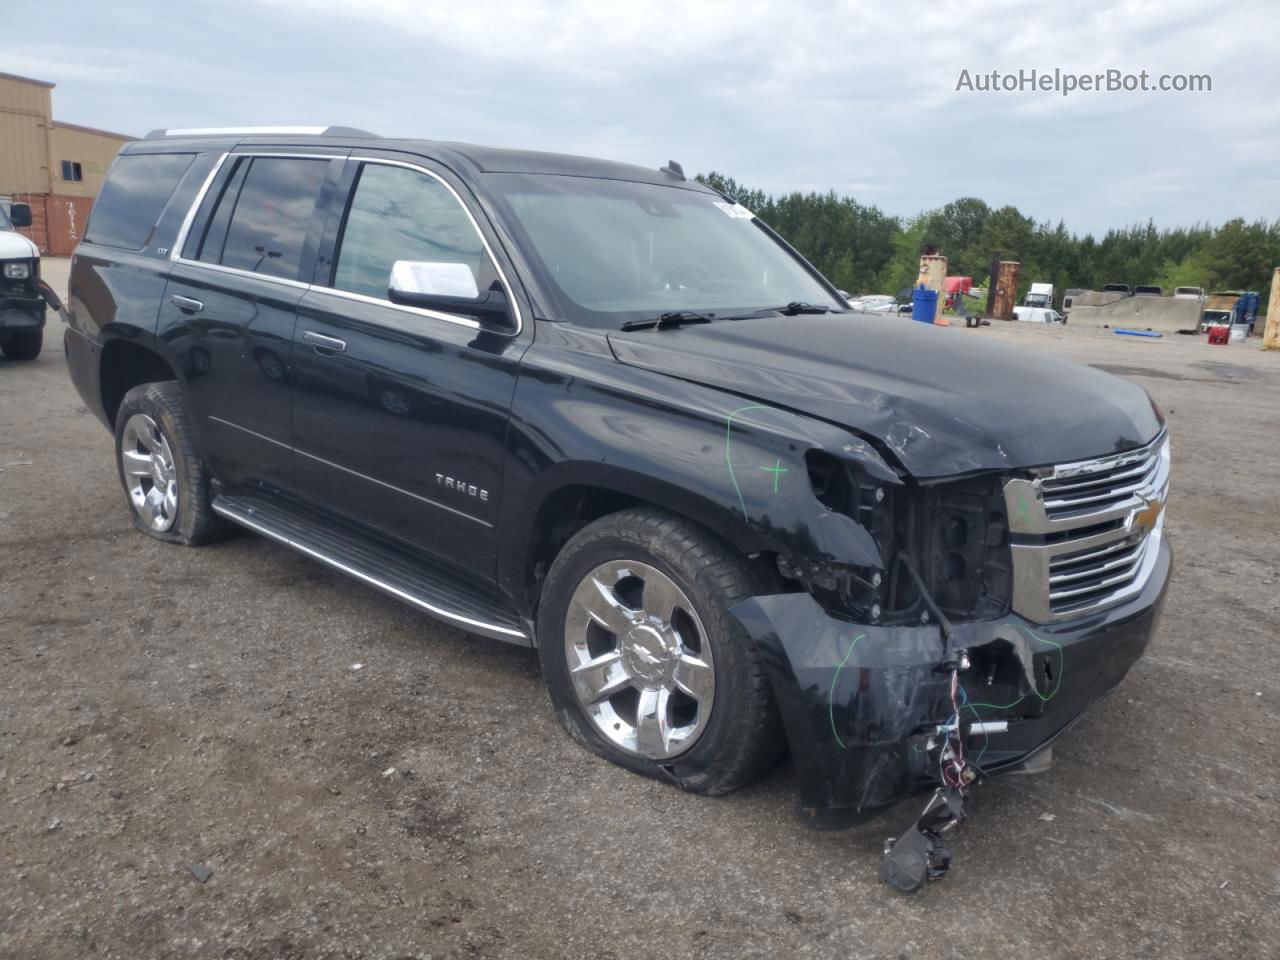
xmin=120 ymin=413 xmax=179 ymax=533
xmin=563 ymin=560 xmax=715 ymax=760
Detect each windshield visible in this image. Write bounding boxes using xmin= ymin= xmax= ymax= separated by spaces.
xmin=0 ymin=204 xmax=12 ymax=231
xmin=483 ymin=173 xmax=843 ymax=328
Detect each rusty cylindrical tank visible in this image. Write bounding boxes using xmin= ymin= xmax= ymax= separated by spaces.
xmin=991 ymin=260 xmax=1021 ymax=321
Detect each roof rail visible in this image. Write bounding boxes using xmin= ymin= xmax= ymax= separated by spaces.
xmin=144 ymin=125 xmax=379 ymax=139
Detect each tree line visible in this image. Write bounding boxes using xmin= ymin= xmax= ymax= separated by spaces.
xmin=697 ymin=172 xmax=1280 ymax=303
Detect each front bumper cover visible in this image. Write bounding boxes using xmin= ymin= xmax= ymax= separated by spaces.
xmin=0 ymin=293 xmax=46 ymax=331
xmin=731 ymin=537 xmax=1171 ymax=817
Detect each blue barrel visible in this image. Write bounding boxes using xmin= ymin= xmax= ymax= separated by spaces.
xmin=911 ymin=285 xmax=938 ymax=324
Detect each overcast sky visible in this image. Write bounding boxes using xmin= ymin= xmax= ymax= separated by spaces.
xmin=10 ymin=0 xmax=1276 ymax=235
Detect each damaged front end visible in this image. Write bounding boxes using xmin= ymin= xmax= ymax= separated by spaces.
xmin=729 ymin=429 xmax=1172 ymax=888
xmin=732 ymin=574 xmax=1168 ymax=816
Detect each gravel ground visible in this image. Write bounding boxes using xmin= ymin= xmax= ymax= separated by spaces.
xmin=2 ymin=263 xmax=1279 ymax=959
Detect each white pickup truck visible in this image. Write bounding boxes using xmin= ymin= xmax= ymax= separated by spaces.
xmin=0 ymin=200 xmax=45 ymax=361
xmin=1013 ymin=305 xmax=1064 ymax=324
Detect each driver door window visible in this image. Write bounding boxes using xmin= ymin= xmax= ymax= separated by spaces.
xmin=331 ymin=163 xmax=499 ymax=300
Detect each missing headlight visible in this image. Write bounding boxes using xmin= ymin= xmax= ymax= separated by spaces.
xmin=888 ymin=475 xmax=1012 ymax=621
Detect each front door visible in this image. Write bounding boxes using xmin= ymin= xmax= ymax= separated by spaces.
xmin=290 ymin=158 xmax=528 ymax=576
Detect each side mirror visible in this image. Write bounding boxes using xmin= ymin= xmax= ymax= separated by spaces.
xmin=10 ymin=203 xmax=32 ymax=229
xmin=388 ymin=260 xmax=513 ymax=328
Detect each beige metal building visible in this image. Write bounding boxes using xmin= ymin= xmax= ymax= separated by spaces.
xmin=0 ymin=71 xmax=134 ymax=255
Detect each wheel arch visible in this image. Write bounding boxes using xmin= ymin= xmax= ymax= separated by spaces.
xmin=504 ymin=462 xmax=774 ymax=622
xmin=100 ymin=338 xmax=179 ymax=429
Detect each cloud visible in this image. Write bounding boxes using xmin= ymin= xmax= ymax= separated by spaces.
xmin=1 ymin=48 xmax=140 ymax=85
xmin=11 ymin=0 xmax=1277 ymax=235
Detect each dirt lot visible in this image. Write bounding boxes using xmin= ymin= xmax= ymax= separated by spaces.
xmin=3 ymin=263 xmax=1279 ymax=959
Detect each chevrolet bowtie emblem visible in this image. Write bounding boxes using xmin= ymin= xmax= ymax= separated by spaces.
xmin=1134 ymin=495 xmax=1164 ymax=533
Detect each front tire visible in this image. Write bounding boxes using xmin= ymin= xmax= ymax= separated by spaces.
xmin=537 ymin=507 xmax=784 ymax=795
xmin=2 ymin=329 xmax=42 ymax=360
xmin=114 ymin=381 xmax=221 ymax=545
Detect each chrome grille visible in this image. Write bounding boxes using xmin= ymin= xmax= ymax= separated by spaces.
xmin=1048 ymin=533 xmax=1150 ymax=615
xmin=1039 ymin=441 xmax=1163 ymax=519
xmin=1004 ymin=431 xmax=1169 ymax=623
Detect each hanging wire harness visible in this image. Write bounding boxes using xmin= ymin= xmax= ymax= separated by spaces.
xmin=881 ymin=651 xmax=977 ymax=894
xmin=881 ymin=553 xmax=985 ymax=893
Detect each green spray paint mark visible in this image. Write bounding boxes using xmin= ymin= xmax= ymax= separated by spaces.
xmin=1017 ymin=493 xmax=1031 ymax=520
xmin=759 ymin=458 xmax=788 ymax=493
xmin=724 ymin=404 xmax=770 ymax=519
xmin=828 ymin=633 xmax=866 ymax=750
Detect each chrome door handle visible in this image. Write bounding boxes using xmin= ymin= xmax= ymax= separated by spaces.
xmin=302 ymin=330 xmax=347 ymax=353
xmin=171 ymin=295 xmax=203 ymax=313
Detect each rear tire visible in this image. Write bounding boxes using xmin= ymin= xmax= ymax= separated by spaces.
xmin=537 ymin=507 xmax=784 ymax=795
xmin=114 ymin=381 xmax=222 ymax=545
xmin=2 ymin=329 xmax=42 ymax=360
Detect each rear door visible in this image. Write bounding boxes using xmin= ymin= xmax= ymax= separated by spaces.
xmin=156 ymin=150 xmax=344 ymax=492
xmin=289 ymin=155 xmax=530 ymax=576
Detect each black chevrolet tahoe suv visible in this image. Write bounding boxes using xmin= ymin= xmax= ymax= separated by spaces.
xmin=65 ymin=127 xmax=1171 ymax=860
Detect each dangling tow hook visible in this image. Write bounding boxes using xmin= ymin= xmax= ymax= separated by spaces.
xmin=880 ymin=779 xmax=972 ymax=894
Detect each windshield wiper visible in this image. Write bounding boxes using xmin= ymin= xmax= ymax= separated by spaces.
xmin=715 ymin=302 xmax=837 ymax=322
xmin=620 ymin=310 xmax=715 ymax=332
xmin=619 ymin=302 xmax=833 ymax=331
xmin=775 ymin=301 xmax=833 ymax=315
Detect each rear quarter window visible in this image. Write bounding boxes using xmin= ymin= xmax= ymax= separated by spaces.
xmin=84 ymin=153 xmax=196 ymax=250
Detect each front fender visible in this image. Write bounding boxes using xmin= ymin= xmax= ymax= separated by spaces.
xmin=496 ymin=324 xmax=903 ymax=611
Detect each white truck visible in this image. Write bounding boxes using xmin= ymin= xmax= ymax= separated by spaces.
xmin=1012 ymin=305 xmax=1064 ymax=324
xmin=0 ymin=200 xmax=46 ymax=361
xmin=1024 ymin=282 xmax=1054 ymax=308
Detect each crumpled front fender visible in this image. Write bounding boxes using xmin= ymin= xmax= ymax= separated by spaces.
xmin=718 ymin=403 xmax=900 ymax=573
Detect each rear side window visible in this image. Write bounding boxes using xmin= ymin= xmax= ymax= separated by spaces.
xmin=331 ymin=163 xmax=495 ymax=300
xmin=85 ymin=153 xmax=195 ymax=250
xmin=192 ymin=156 xmax=328 ymax=281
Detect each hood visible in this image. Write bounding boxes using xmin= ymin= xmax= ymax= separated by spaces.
xmin=607 ymin=314 xmax=1161 ymax=477
xmin=0 ymin=229 xmax=39 ymax=260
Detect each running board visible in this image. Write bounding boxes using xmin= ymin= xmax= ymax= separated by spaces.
xmin=212 ymin=494 xmax=530 ymax=645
